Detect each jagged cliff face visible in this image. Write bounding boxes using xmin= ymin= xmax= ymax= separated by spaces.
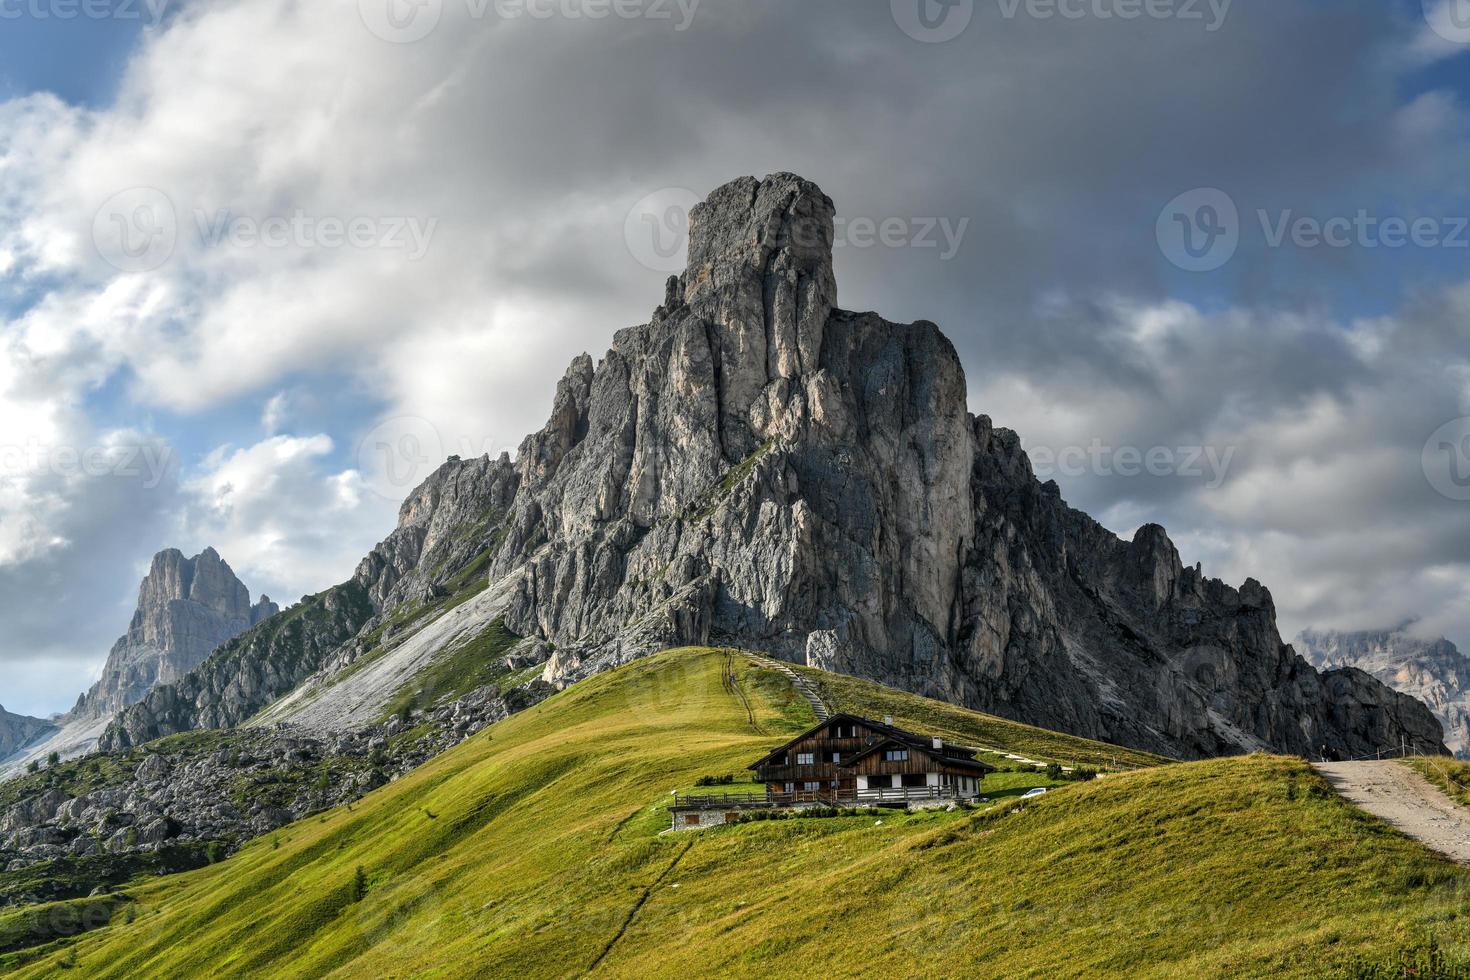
xmin=1297 ymin=628 xmax=1470 ymax=758
xmin=488 ymin=176 xmax=975 ymax=682
xmin=476 ymin=173 xmax=1443 ymax=760
xmin=71 ymin=548 xmax=278 ymax=722
xmin=104 ymin=173 xmax=1446 ymax=761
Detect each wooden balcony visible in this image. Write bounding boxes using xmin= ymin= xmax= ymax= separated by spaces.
xmin=854 ymin=785 xmax=976 ymax=804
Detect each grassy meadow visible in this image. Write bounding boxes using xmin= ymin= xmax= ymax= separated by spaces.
xmin=4 ymin=649 xmax=1468 ymax=978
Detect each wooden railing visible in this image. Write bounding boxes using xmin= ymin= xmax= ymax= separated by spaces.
xmin=854 ymin=786 xmax=973 ymax=804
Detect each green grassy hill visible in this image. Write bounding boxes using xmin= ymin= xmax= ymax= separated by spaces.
xmin=7 ymin=649 xmax=1468 ymax=978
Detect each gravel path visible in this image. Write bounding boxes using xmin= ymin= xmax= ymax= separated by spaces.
xmin=1314 ymin=760 xmax=1470 ymax=864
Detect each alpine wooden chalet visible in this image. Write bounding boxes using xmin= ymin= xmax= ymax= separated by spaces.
xmin=747 ymin=713 xmax=995 ymax=804
xmin=670 ymin=713 xmax=997 ymax=829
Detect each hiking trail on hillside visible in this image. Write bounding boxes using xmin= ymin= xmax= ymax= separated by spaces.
xmin=1314 ymin=761 xmax=1470 ymax=863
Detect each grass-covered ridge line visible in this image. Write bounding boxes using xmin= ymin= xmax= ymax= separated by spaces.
xmin=14 ymin=649 xmax=1470 ymax=977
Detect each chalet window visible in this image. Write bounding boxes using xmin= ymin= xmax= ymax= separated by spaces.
xmin=831 ymin=723 xmax=855 ymax=738
xmin=823 ymin=750 xmax=841 ymax=763
xmin=772 ymin=752 xmax=788 ymax=765
xmin=901 ymin=773 xmax=927 ymax=788
xmin=883 ymin=748 xmax=909 ymax=762
xmin=796 ymin=752 xmax=815 ymax=766
xmin=868 ymin=775 xmax=892 ymax=788
xmin=802 ymin=781 xmax=821 ymax=792
xmin=684 ymin=815 xmax=700 ymax=826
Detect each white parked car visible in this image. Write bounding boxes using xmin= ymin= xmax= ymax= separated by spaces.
xmin=1022 ymin=787 xmax=1048 ymax=798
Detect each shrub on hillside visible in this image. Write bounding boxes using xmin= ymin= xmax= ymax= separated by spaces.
xmin=1344 ymin=932 xmax=1468 ymax=979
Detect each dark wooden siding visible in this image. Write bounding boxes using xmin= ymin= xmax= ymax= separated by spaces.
xmin=754 ymin=720 xmax=888 ymax=789
xmin=844 ymin=744 xmax=977 ymax=779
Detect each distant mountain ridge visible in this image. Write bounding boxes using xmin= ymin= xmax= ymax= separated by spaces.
xmin=1297 ymin=626 xmax=1470 ymax=758
xmin=101 ymin=173 xmax=1445 ymax=762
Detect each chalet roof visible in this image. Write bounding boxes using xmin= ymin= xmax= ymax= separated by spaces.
xmin=843 ymin=736 xmax=994 ymax=775
xmin=745 ymin=712 xmax=994 ymax=773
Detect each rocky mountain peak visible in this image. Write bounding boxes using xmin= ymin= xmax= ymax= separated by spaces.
xmin=70 ymin=548 xmax=277 ymax=723
xmin=135 ymin=546 xmax=251 ymax=628
xmin=681 ymin=173 xmax=837 ymax=353
xmin=100 ymin=174 xmax=1447 ymax=763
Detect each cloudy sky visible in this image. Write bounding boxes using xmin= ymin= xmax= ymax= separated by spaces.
xmin=1 ymin=0 xmax=1469 ymax=717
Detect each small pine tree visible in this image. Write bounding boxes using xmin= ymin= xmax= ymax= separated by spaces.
xmin=1045 ymin=763 xmax=1063 ymax=780
xmin=353 ymin=865 xmax=368 ymax=902
xmin=206 ymin=841 xmax=226 ymax=864
xmin=47 ymin=751 xmax=61 ymax=768
xmin=26 ymin=760 xmax=39 ymax=774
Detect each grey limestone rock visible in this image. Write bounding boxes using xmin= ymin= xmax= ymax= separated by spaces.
xmin=71 ymin=548 xmax=278 ymax=723
xmin=1298 ymin=626 xmax=1470 ymax=758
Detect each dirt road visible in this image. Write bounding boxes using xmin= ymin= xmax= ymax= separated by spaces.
xmin=1314 ymin=761 xmax=1470 ymax=864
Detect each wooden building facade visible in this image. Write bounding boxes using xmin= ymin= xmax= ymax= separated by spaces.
xmin=746 ymin=713 xmax=994 ymax=804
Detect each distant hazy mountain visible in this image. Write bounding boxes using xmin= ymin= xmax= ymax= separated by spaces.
xmin=70 ymin=547 xmax=278 ymax=722
xmin=1 ymin=547 xmax=275 ymax=775
xmin=1297 ymin=626 xmax=1470 ymax=758
xmin=0 ymin=705 xmax=53 ymax=759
